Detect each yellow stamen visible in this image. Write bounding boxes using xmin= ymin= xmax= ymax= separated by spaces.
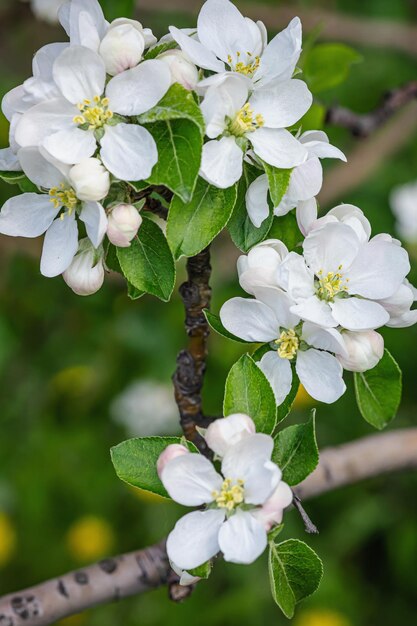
xmin=275 ymin=329 xmax=299 ymax=360
xmin=49 ymin=183 xmax=78 ymax=217
xmin=227 ymin=51 xmax=261 ymax=76
xmin=316 ymin=267 xmax=349 ymax=301
xmin=73 ymin=95 xmax=113 ymax=131
xmin=229 ymin=103 xmax=264 ymax=137
xmin=212 ymin=479 xmax=245 ymax=511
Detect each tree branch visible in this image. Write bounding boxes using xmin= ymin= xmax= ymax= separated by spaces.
xmin=173 ymin=247 xmax=213 ymax=454
xmin=1 ymin=427 xmax=416 ymax=626
xmin=325 ymin=81 xmax=417 ymax=137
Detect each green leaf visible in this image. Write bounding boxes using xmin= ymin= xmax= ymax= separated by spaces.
xmin=111 ymin=436 xmax=198 ymax=498
xmin=272 ymin=411 xmax=318 ymax=485
xmin=117 ymin=216 xmax=176 ymax=302
xmin=144 ymin=41 xmax=178 ymax=60
xmin=203 ymin=310 xmax=251 ymax=344
xmin=268 ymin=213 xmax=302 ymax=252
xmin=188 ymin=560 xmax=212 ymax=579
xmin=263 ymin=163 xmax=292 ymax=207
xmin=228 ymin=162 xmax=272 ymax=252
xmin=167 ymin=177 xmax=237 ymax=258
xmin=223 ymin=354 xmax=277 ymax=435
xmin=304 ymin=43 xmax=362 ymax=94
xmin=277 ymin=370 xmax=300 ymax=423
xmin=106 ymin=244 xmax=145 ymax=300
xmin=138 ymin=84 xmax=204 ymax=131
xmin=0 ymin=170 xmax=37 ymax=193
xmin=354 ymin=349 xmax=402 ymax=430
xmin=269 ymin=539 xmax=323 ymax=619
xmin=99 ymin=0 xmax=135 ymax=19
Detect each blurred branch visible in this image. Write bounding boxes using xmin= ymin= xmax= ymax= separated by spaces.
xmin=1 ymin=427 xmax=417 ymax=626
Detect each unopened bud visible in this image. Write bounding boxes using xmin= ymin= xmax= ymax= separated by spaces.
xmin=158 ymin=50 xmax=199 ymax=91
xmin=205 ymin=413 xmax=256 ymax=458
xmin=99 ymin=21 xmax=145 ymax=76
xmin=63 ymin=239 xmax=104 ymax=296
xmin=157 ymin=444 xmax=189 ymax=478
xmin=107 ymin=204 xmax=142 ymax=247
xmin=338 ymin=330 xmax=384 ymax=373
xmin=69 ymin=158 xmax=110 ymax=202
xmin=254 ymin=482 xmax=293 ymax=531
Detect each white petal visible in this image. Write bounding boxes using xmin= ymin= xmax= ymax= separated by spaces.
xmin=201 ymin=76 xmax=248 ymax=138
xmin=60 ymin=0 xmax=107 ymax=49
xmin=200 ymin=137 xmax=243 ymax=189
xmin=302 ymin=137 xmax=347 ymax=162
xmin=2 ymin=86 xmax=26 ymax=121
xmin=253 ymin=286 xmax=300 ymax=329
xmin=106 ymin=60 xmax=171 ymax=116
xmin=302 ymin=323 xmax=348 ymax=357
xmin=249 ymin=79 xmax=312 ymax=128
xmin=205 ymin=414 xmax=256 ymax=458
xmin=43 ymin=128 xmax=96 ymax=165
xmin=303 ymin=222 xmax=361 ymax=275
xmin=218 ymin=510 xmax=267 ymax=564
xmin=330 ymin=297 xmax=390 ymax=331
xmin=291 ymin=295 xmax=338 ymax=328
xmin=40 ymin=215 xmax=79 ymax=277
xmin=169 ymin=26 xmax=225 ymax=73
xmin=258 ymin=351 xmax=293 ymax=406
xmin=246 ymin=174 xmax=269 ymax=227
xmin=166 ymin=509 xmax=225 ymax=571
xmin=160 ymin=453 xmax=222 ymax=506
xmin=256 ymin=17 xmax=302 ymax=86
xmin=18 ymin=147 xmax=68 ymax=189
xmin=0 ymin=194 xmax=59 ymax=237
xmin=220 ymin=297 xmax=279 ymax=342
xmin=296 ymin=197 xmax=318 ymax=236
xmin=14 ymin=98 xmax=75 ymax=148
xmin=276 ymin=251 xmax=315 ymax=301
xmin=288 ymin=157 xmax=323 ymax=201
xmin=250 ymin=128 xmax=307 ymax=169
xmin=296 ymin=349 xmax=346 ymax=404
xmin=80 ymin=201 xmax=107 ymax=248
xmin=100 ymin=124 xmax=157 ymax=181
xmin=33 ymin=43 xmax=68 ymax=80
xmin=0 ymin=148 xmax=21 ymax=172
xmin=222 ymin=434 xmax=281 ymax=505
xmin=53 ymin=46 xmax=106 ymax=104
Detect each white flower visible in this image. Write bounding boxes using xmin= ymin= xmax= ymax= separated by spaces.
xmin=199 ymin=74 xmax=310 ymax=188
xmin=377 ymin=279 xmax=417 ymax=328
xmin=204 ymin=413 xmax=256 ymax=457
xmin=63 ymin=237 xmax=105 ymax=295
xmin=237 ymin=239 xmax=289 ymax=294
xmin=14 ymin=46 xmax=171 ymax=181
xmin=158 ymin=50 xmax=199 ymax=91
xmin=220 ymin=285 xmax=347 ymax=404
xmin=337 ymin=330 xmax=384 ymax=372
xmin=169 ymin=0 xmax=302 ymax=90
xmin=157 ymin=444 xmax=190 ymax=476
xmin=246 ymin=131 xmax=346 ymax=228
xmin=98 ymin=19 xmax=153 ymax=76
xmin=159 ymin=421 xmax=291 ymax=570
xmin=107 ymin=203 xmax=142 ymax=247
xmin=69 ymin=158 xmax=110 ymax=202
xmin=297 ymin=202 xmax=372 ymax=242
xmin=390 ymin=180 xmax=417 ymax=243
xmin=27 ymin=0 xmax=66 ymax=24
xmin=0 ymin=147 xmax=107 ymax=277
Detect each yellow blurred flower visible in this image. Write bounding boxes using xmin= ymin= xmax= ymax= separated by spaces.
xmin=294 ymin=384 xmax=316 ymax=409
xmin=129 ymin=485 xmax=166 ymax=504
xmin=66 ymin=516 xmax=115 ymax=562
xmin=295 ymin=609 xmax=352 ymax=626
xmin=0 ymin=513 xmax=17 ymax=568
xmin=50 ymin=365 xmax=97 ymax=398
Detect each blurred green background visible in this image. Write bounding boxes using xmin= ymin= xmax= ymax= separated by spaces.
xmin=0 ymin=1 xmax=417 ymax=625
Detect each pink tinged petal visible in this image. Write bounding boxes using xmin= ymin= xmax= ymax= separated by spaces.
xmin=291 ymin=295 xmax=338 ymax=328
xmin=40 ymin=215 xmax=79 ymax=277
xmin=166 ymin=509 xmax=225 ymax=571
xmin=254 ymin=481 xmax=293 ymax=530
xmin=303 ymin=221 xmax=361 ymax=275
xmin=220 ymin=297 xmax=279 ymax=342
xmin=218 ymin=510 xmax=267 ymax=564
xmin=330 ymin=297 xmax=390 ymax=331
xmin=14 ymin=98 xmax=76 ymax=149
xmin=100 ymin=124 xmax=157 ymax=182
xmin=255 ymin=17 xmax=302 ymax=86
xmin=0 ymin=194 xmax=60 ymax=238
xmin=0 ymin=148 xmax=21 ymax=172
xmin=249 ymin=79 xmax=312 ymax=129
xmin=346 ymin=239 xmax=411 ymax=300
xmin=169 ymin=26 xmax=225 ymax=73
xmin=246 ymin=174 xmax=269 ymax=227
xmin=296 ymin=349 xmax=346 ymax=404
xmin=80 ymin=201 xmax=108 ymax=248
xmin=253 ymin=286 xmax=300 ymax=329
xmin=43 ymin=128 xmax=96 ymax=165
xmin=157 ymin=444 xmax=189 ymax=478
xmin=301 ymin=322 xmax=348 ymax=357
xmin=258 ymin=351 xmax=293 ymax=406
xmin=221 ymin=433 xmax=281 ymax=505
xmin=53 ymin=46 xmax=106 ymax=104
xmin=160 ymin=453 xmax=222 ymax=506
xmin=18 ymin=146 xmax=68 ymax=189
xmin=205 ymin=413 xmax=256 ymax=458
xmin=200 ymin=137 xmax=243 ymax=189
xmin=106 ymin=60 xmax=171 ymax=116
xmin=250 ymin=128 xmax=308 ymax=169
xmin=288 ymin=157 xmax=323 ymax=201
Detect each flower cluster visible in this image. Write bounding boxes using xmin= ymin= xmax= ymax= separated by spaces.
xmin=220 ymin=203 xmax=417 ymax=404
xmin=157 ymin=413 xmax=292 ymax=573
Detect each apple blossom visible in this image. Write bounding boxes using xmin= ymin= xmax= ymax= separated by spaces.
xmin=204 ymin=413 xmax=256 ymax=457
xmin=158 ymin=50 xmax=199 ymax=91
xmin=106 ymin=204 xmax=143 ymax=248
xmin=253 ymin=482 xmax=294 ymax=531
xmin=390 ymin=180 xmax=417 ymax=243
xmin=157 ymin=444 xmax=189 ymax=477
xmin=159 ymin=419 xmax=292 ymax=569
xmin=99 ymin=21 xmax=147 ymax=76
xmin=377 ymin=279 xmax=417 ymax=328
xmin=337 ymin=330 xmax=384 ymax=373
xmin=63 ymin=237 xmax=105 ymax=295
xmin=237 ymin=239 xmax=290 ymax=294
xmin=68 ymin=157 xmax=110 ymax=202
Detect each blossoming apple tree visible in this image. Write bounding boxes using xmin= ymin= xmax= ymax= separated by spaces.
xmin=0 ymin=0 xmax=416 ymax=624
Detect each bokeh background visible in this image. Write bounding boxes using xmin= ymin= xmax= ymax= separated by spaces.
xmin=1 ymin=1 xmax=417 ymax=625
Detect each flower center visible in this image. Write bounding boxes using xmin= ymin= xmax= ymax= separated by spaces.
xmin=316 ymin=267 xmax=349 ymax=302
xmin=229 ymin=103 xmax=264 ymax=137
xmin=73 ymin=95 xmax=113 ymax=131
xmin=212 ymin=478 xmax=245 ymax=511
xmin=275 ymin=329 xmax=299 ymax=360
xmin=227 ymin=51 xmax=260 ymax=77
xmin=49 ymin=184 xmax=78 ymax=216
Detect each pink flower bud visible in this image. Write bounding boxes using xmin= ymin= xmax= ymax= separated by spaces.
xmin=107 ymin=204 xmax=142 ymax=248
xmin=254 ymin=482 xmax=293 ymax=531
xmin=157 ymin=444 xmax=189 ymax=478
xmin=63 ymin=239 xmax=104 ymax=296
xmin=338 ymin=330 xmax=384 ymax=373
xmin=69 ymin=158 xmax=110 ymax=202
xmin=205 ymin=413 xmax=256 ymax=457
xmin=99 ymin=22 xmax=145 ymax=76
